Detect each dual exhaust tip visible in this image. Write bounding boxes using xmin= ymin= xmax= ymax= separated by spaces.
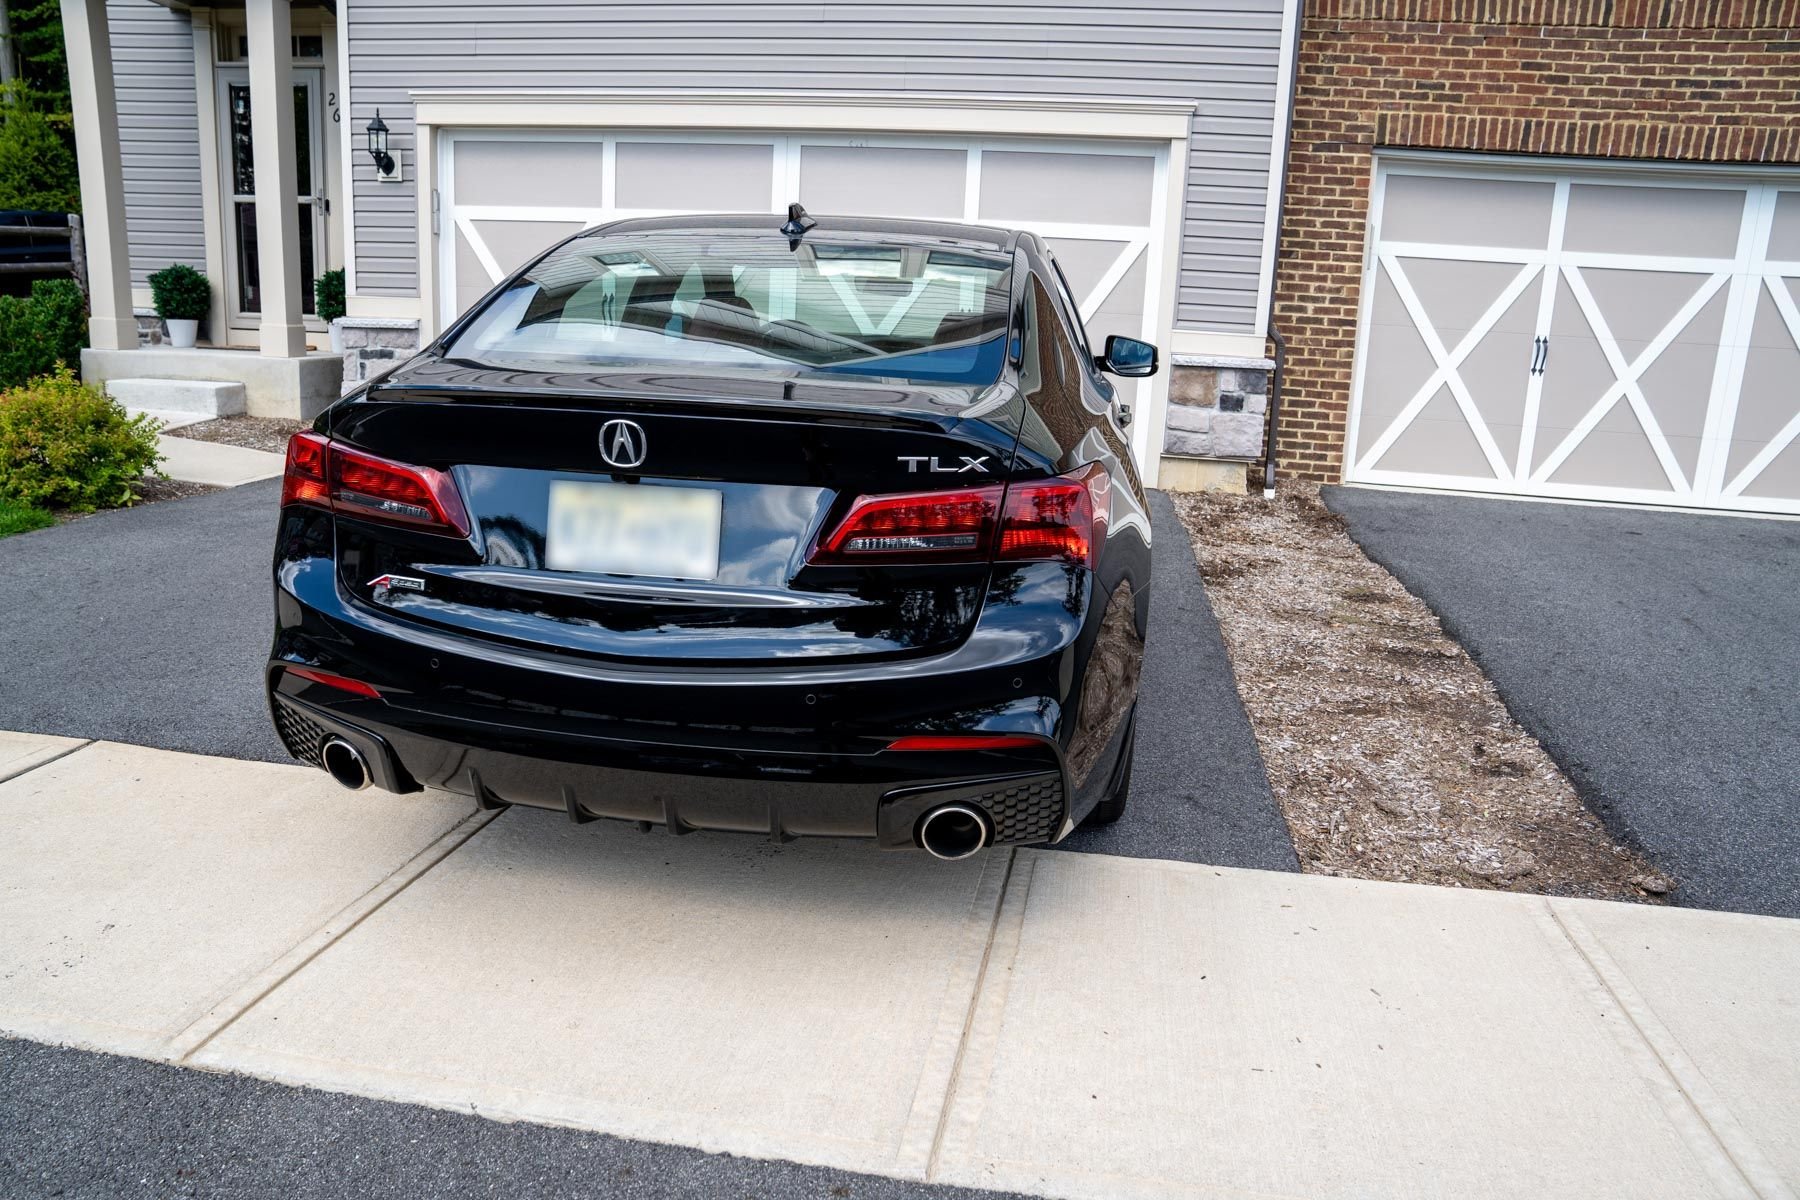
xmin=320 ymin=737 xmax=371 ymax=791
xmin=917 ymin=803 xmax=991 ymax=860
xmin=321 ymin=740 xmax=992 ymax=860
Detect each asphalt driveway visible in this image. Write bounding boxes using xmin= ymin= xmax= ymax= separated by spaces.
xmin=0 ymin=484 xmax=1293 ymax=872
xmin=1327 ymin=487 xmax=1800 ymax=919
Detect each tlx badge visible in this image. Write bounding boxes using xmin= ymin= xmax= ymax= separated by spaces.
xmin=898 ymin=455 xmax=989 ymax=474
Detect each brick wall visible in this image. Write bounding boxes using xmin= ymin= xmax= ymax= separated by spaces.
xmin=1270 ymin=0 xmax=1800 ymax=483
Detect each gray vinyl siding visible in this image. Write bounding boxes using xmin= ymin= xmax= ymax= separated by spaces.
xmin=107 ymin=0 xmax=204 ymax=289
xmin=345 ymin=1 xmax=1285 ymax=334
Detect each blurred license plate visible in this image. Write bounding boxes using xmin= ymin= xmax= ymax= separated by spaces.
xmin=545 ymin=481 xmax=722 ymax=580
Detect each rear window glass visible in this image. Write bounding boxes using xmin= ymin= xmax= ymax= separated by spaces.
xmin=442 ymin=231 xmax=1015 ymax=385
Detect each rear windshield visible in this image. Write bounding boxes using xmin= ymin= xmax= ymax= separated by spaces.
xmin=441 ymin=231 xmax=1014 ymax=386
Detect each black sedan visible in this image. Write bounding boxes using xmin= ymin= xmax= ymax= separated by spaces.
xmin=268 ymin=210 xmax=1153 ymax=859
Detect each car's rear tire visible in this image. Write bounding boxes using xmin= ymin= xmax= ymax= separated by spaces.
xmin=1081 ymin=708 xmax=1136 ymax=827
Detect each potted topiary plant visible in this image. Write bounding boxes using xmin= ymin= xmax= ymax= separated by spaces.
xmin=147 ymin=264 xmax=210 ymax=348
xmin=316 ymin=268 xmax=347 ymax=352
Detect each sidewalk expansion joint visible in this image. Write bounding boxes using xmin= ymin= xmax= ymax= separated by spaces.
xmin=0 ymin=738 xmax=95 ymax=786
xmin=924 ymin=847 xmax=1036 ymax=1183
xmin=163 ymin=804 xmax=505 ymax=1065
xmin=1548 ymin=901 xmax=1794 ymax=1200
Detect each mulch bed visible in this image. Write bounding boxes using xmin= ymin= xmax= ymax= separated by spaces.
xmin=1172 ymin=484 xmax=1672 ymax=903
xmin=53 ymin=477 xmax=224 ymax=524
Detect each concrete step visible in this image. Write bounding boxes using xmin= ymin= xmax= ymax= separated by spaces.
xmin=103 ymin=377 xmax=246 ymax=420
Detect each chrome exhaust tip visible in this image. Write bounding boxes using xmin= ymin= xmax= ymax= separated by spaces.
xmin=320 ymin=737 xmax=371 ymax=791
xmin=917 ymin=804 xmax=990 ymax=861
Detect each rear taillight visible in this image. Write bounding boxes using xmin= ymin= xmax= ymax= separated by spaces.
xmin=812 ymin=485 xmax=1001 ymax=562
xmin=809 ymin=466 xmax=1107 ymax=568
xmin=281 ymin=431 xmax=471 ymax=538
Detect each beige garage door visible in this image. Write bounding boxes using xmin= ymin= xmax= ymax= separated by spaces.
xmin=437 ymin=132 xmax=1166 ymax=468
xmin=1348 ymin=160 xmax=1800 ymax=515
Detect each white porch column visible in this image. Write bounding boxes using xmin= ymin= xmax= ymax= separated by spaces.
xmin=245 ymin=0 xmax=307 ymax=357
xmin=59 ymin=0 xmax=137 ymax=351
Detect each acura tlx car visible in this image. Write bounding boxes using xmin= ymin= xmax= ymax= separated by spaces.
xmin=268 ymin=209 xmax=1155 ymax=859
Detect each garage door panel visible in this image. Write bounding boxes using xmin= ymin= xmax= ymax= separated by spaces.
xmin=978 ymin=151 xmax=1153 ymax=227
xmin=799 ymin=145 xmax=965 ymax=220
xmin=1739 ymin=438 xmax=1800 ymax=501
xmin=616 ymin=142 xmax=773 ymax=211
xmin=1723 ymin=279 xmax=1800 ymax=493
xmin=1532 ymin=279 xmax=1619 ymax=467
xmin=1768 ymin=192 xmax=1800 ymax=262
xmin=1355 ymin=266 xmax=1439 ymax=463
xmin=441 ymin=130 xmax=1166 ymax=474
xmin=1355 ymin=166 xmax=1795 ymax=512
xmin=1458 ymin=311 xmax=1534 ymax=439
xmin=1579 ymin=267 xmax=1721 ymax=348
xmin=1548 ymin=416 xmax=1675 ymax=493
xmin=469 ymin=219 xmax=589 ymax=282
xmin=1043 ymin=238 xmax=1135 ymax=310
xmin=1562 ymin=183 xmax=1747 ymax=260
xmin=1378 ymin=174 xmax=1554 ymax=249
xmin=454 ymin=141 xmax=605 ymax=207
xmin=1402 ymin=257 xmax=1538 ymax=338
xmin=1374 ymin=385 xmax=1496 ymax=479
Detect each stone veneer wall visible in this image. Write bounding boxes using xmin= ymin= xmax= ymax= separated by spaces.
xmin=1162 ymin=355 xmax=1274 ymax=461
xmin=339 ymin=318 xmax=423 ymax=393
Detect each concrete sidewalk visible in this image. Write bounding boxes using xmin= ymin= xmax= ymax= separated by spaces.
xmin=2 ymin=731 xmax=1795 ymax=1200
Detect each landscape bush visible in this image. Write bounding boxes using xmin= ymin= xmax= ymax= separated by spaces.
xmin=0 ymin=366 xmax=162 ymax=512
xmin=0 ymin=278 xmax=86 ymax=389
xmin=316 ymin=268 xmax=346 ymax=324
xmin=148 ymin=263 xmax=211 ymax=321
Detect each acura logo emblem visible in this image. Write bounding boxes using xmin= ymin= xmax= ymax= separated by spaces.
xmin=598 ymin=418 xmax=647 ymax=469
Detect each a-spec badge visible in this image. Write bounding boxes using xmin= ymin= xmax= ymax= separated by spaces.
xmin=367 ymin=574 xmax=426 ymax=592
xmin=898 ymin=456 xmax=989 ymax=474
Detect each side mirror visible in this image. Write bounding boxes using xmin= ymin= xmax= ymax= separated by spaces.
xmin=1097 ymin=335 xmax=1158 ymax=378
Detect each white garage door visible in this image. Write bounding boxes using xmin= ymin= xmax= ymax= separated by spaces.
xmin=1348 ymin=159 xmax=1800 ymax=515
xmin=437 ymin=131 xmax=1169 ymax=469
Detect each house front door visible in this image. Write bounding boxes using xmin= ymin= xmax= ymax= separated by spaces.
xmin=218 ymin=66 xmax=326 ymax=334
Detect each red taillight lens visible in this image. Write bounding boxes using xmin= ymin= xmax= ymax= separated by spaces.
xmin=330 ymin=444 xmax=471 ymax=537
xmin=280 ymin=432 xmax=470 ymax=538
xmin=281 ymin=431 xmax=330 ymax=508
xmin=812 ymin=485 xmax=1002 ymax=563
xmin=885 ymin=734 xmax=1042 ymax=752
xmin=810 ymin=466 xmax=1107 ymax=568
xmin=284 ymin=665 xmax=380 ymax=699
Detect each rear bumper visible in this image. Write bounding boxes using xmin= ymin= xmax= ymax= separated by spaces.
xmin=269 ymin=684 xmax=1070 ymax=848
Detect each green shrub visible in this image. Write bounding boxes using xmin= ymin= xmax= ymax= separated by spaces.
xmin=0 ymin=496 xmax=55 ymax=538
xmin=0 ymin=367 xmax=163 ymax=512
xmin=0 ymin=278 xmax=86 ymax=389
xmin=148 ymin=263 xmax=211 ymax=321
xmin=316 ymin=268 xmax=346 ymax=324
xmin=0 ymin=88 xmax=79 ymax=212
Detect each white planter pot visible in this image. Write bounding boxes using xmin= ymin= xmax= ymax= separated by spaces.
xmin=166 ymin=318 xmax=199 ymax=349
xmin=328 ymin=319 xmax=345 ymax=354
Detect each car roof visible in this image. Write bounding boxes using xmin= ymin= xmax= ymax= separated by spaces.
xmin=581 ymin=211 xmax=1022 ymax=253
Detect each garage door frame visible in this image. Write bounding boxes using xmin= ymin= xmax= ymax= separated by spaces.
xmin=1345 ymin=151 xmax=1800 ymax=515
xmin=410 ymin=92 xmax=1195 ymax=482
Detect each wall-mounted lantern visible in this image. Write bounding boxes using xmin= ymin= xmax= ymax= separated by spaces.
xmin=366 ymin=110 xmax=400 ymax=182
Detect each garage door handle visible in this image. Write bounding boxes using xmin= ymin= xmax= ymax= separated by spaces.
xmin=1530 ymin=336 xmax=1550 ymax=376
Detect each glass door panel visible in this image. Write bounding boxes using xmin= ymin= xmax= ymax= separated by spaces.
xmin=221 ymin=69 xmax=323 ymax=320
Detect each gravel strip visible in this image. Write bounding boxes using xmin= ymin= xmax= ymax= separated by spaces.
xmin=166 ymin=415 xmax=304 ymax=454
xmin=1173 ymin=485 xmax=1670 ymax=902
